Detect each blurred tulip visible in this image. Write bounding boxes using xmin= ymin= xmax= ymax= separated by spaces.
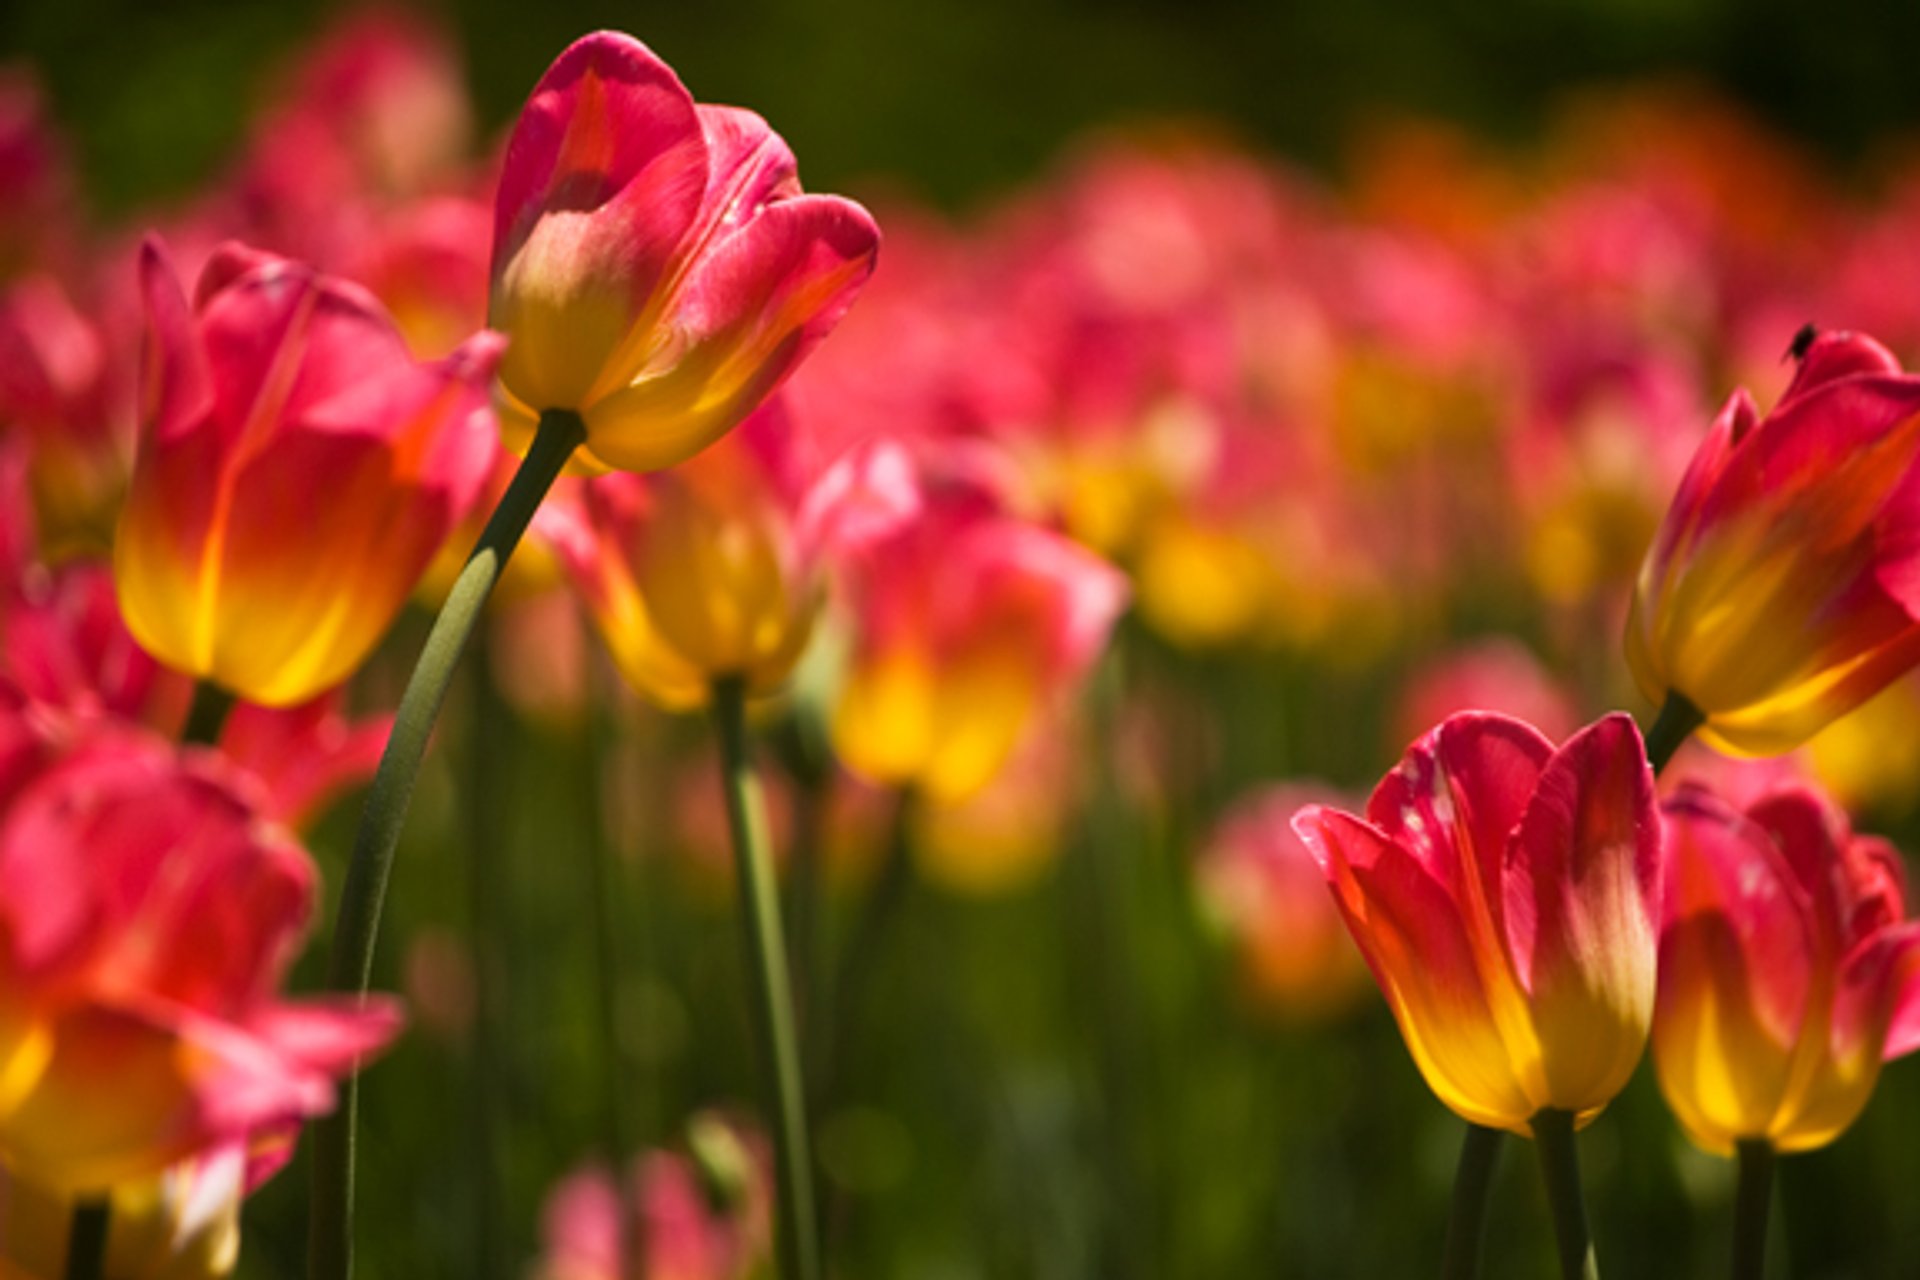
xmin=557 ymin=399 xmax=917 ymax=707
xmin=1653 ymin=784 xmax=1920 ymax=1155
xmin=1293 ymin=712 xmax=1660 ymax=1133
xmin=831 ymin=485 xmax=1127 ymax=803
xmin=1393 ymin=637 xmax=1580 ymax=750
xmin=1625 ymin=329 xmax=1920 ymax=755
xmin=113 ymin=238 xmax=499 ymax=705
xmin=0 ymin=1147 xmax=242 ymax=1278
xmin=531 ymin=1117 xmax=770 ymax=1280
xmin=1197 ymin=783 xmax=1369 ymax=1020
xmin=0 ymin=708 xmax=400 ymax=1192
xmin=489 ymin=31 xmax=880 ymax=473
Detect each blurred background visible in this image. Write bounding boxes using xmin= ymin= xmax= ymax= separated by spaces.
xmin=10 ymin=2 xmax=1920 ymax=1279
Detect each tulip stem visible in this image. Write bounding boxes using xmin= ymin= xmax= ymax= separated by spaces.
xmin=1643 ymin=693 xmax=1703 ymax=776
xmin=711 ymin=675 xmax=821 ymax=1280
xmin=63 ymin=1197 xmax=110 ymax=1280
xmin=1532 ymin=1109 xmax=1599 ymax=1280
xmin=1441 ymin=1124 xmax=1504 ymax=1280
xmin=307 ymin=407 xmax=584 ymax=1280
xmin=1732 ymin=1139 xmax=1775 ymax=1280
xmin=182 ymin=680 xmax=236 ymax=746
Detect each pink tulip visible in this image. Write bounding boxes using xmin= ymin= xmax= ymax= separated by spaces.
xmin=1293 ymin=712 xmax=1661 ymax=1132
xmin=1654 ymin=783 xmax=1920 ymax=1154
xmin=0 ymin=706 xmax=400 ymax=1192
xmin=114 ymin=237 xmax=499 ymax=705
xmin=489 ymin=31 xmax=880 ymax=473
xmin=832 ymin=481 xmax=1128 ymax=802
xmin=1626 ymin=329 xmax=1920 ymax=754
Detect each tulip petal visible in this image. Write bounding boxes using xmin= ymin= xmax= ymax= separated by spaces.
xmin=580 ymin=194 xmax=879 ymax=472
xmin=1504 ymin=714 xmax=1659 ymax=1109
xmin=1295 ymin=806 xmax=1536 ymax=1129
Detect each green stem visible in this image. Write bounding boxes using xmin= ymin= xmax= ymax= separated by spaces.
xmin=462 ymin=631 xmax=510 ymax=1280
xmin=1643 ymin=693 xmax=1704 ymax=776
xmin=1441 ymin=1124 xmax=1504 ymax=1280
xmin=1732 ymin=1139 xmax=1775 ymax=1280
xmin=63 ymin=1197 xmax=110 ymax=1280
xmin=307 ymin=408 xmax=583 ymax=1280
xmin=1532 ymin=1109 xmax=1599 ymax=1280
xmin=711 ymin=676 xmax=821 ymax=1280
xmin=181 ymin=680 xmax=236 ymax=746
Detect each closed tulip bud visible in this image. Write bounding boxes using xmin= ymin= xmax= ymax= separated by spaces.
xmin=489 ymin=31 xmax=880 ymax=474
xmin=113 ymin=238 xmax=499 ymax=706
xmin=1626 ymin=329 xmax=1920 ymax=755
xmin=1654 ymin=783 xmax=1920 ymax=1155
xmin=1293 ymin=712 xmax=1661 ymax=1133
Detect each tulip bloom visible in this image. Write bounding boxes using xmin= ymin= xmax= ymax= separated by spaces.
xmin=1654 ymin=784 xmax=1920 ymax=1155
xmin=0 ymin=712 xmax=400 ymax=1192
xmin=831 ymin=488 xmax=1129 ymax=803
xmin=1625 ymin=330 xmax=1920 ymax=755
xmin=1292 ymin=713 xmax=1661 ymax=1133
xmin=489 ymin=31 xmax=880 ymax=473
xmin=114 ymin=238 xmax=499 ymax=706
xmin=554 ymin=399 xmax=917 ymax=708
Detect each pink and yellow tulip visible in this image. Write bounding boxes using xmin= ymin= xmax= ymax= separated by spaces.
xmin=1292 ymin=712 xmax=1661 ymax=1133
xmin=0 ymin=708 xmax=399 ymax=1193
xmin=1626 ymin=329 xmax=1920 ymax=754
xmin=489 ymin=31 xmax=880 ymax=473
xmin=555 ymin=398 xmax=916 ymax=707
xmin=113 ymin=238 xmax=499 ymax=705
xmin=1654 ymin=783 xmax=1920 ymax=1154
xmin=831 ymin=484 xmax=1128 ymax=803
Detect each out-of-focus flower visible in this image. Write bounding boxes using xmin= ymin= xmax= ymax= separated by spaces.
xmin=0 ymin=708 xmax=401 ymax=1192
xmin=1625 ymin=330 xmax=1920 ymax=755
xmin=832 ymin=484 xmax=1128 ymax=803
xmin=489 ymin=31 xmax=880 ymax=473
xmin=912 ymin=730 xmax=1079 ymax=895
xmin=1654 ymin=784 xmax=1920 ymax=1154
xmin=0 ymin=1147 xmax=243 ymax=1278
xmin=556 ymin=399 xmax=917 ymax=707
xmin=113 ymin=238 xmax=499 ymax=706
xmin=1392 ymin=637 xmax=1580 ymax=750
xmin=1293 ymin=712 xmax=1661 ymax=1133
xmin=212 ymin=694 xmax=388 ymax=830
xmin=4 ymin=560 xmax=194 ymax=734
xmin=531 ymin=1115 xmax=770 ymax=1280
xmin=1197 ymin=783 xmax=1369 ymax=1021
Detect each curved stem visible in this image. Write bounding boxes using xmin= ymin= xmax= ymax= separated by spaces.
xmin=1440 ymin=1124 xmax=1503 ymax=1280
xmin=1532 ymin=1109 xmax=1599 ymax=1280
xmin=307 ymin=408 xmax=583 ymax=1280
xmin=63 ymin=1197 xmax=110 ymax=1280
xmin=711 ymin=676 xmax=821 ymax=1280
xmin=181 ymin=680 xmax=236 ymax=747
xmin=1732 ymin=1139 xmax=1775 ymax=1280
xmin=1643 ymin=693 xmax=1704 ymax=777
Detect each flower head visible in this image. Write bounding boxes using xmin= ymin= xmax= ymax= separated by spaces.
xmin=1626 ymin=329 xmax=1920 ymax=754
xmin=1654 ymin=783 xmax=1920 ymax=1154
xmin=0 ymin=707 xmax=399 ymax=1193
xmin=489 ymin=31 xmax=880 ymax=473
xmin=113 ymin=238 xmax=499 ymax=705
xmin=1292 ymin=712 xmax=1661 ymax=1133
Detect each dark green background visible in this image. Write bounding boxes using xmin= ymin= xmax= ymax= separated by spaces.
xmin=9 ymin=0 xmax=1920 ymax=216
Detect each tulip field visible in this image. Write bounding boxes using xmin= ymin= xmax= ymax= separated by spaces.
xmin=13 ymin=7 xmax=1920 ymax=1279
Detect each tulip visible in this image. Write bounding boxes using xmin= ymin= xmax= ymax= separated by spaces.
xmin=554 ymin=398 xmax=917 ymax=708
xmin=113 ymin=238 xmax=499 ymax=706
xmin=1197 ymin=783 xmax=1369 ymax=1021
xmin=1292 ymin=712 xmax=1661 ymax=1133
xmin=1625 ymin=329 xmax=1920 ymax=755
xmin=831 ymin=487 xmax=1128 ymax=803
xmin=489 ymin=31 xmax=880 ymax=474
xmin=0 ymin=709 xmax=400 ymax=1193
xmin=1653 ymin=783 xmax=1920 ymax=1156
